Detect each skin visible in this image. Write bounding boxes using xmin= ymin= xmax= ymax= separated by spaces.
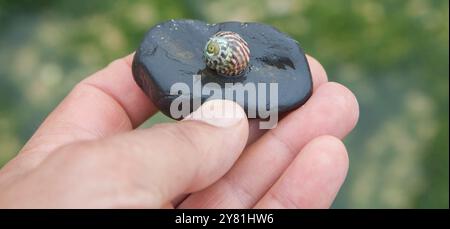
xmin=0 ymin=53 xmax=359 ymax=208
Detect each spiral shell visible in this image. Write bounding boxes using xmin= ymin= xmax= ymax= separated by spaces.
xmin=204 ymin=31 xmax=250 ymax=77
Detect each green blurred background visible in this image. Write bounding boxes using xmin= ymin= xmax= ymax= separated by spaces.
xmin=0 ymin=0 xmax=448 ymax=208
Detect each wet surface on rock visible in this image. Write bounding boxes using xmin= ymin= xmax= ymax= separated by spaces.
xmin=132 ymin=19 xmax=312 ymax=119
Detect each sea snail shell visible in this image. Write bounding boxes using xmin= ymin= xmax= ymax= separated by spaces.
xmin=204 ymin=31 xmax=250 ymax=77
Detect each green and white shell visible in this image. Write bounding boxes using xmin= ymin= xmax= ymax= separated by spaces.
xmin=204 ymin=31 xmax=250 ymax=77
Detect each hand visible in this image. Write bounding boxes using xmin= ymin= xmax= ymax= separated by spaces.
xmin=0 ymin=54 xmax=358 ymax=208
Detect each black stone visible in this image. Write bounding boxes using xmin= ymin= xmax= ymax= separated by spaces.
xmin=132 ymin=19 xmax=312 ymax=119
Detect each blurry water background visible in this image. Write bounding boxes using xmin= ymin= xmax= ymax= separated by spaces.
xmin=0 ymin=0 xmax=448 ymax=208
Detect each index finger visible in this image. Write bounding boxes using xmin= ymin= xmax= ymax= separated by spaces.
xmin=17 ymin=53 xmax=157 ymax=169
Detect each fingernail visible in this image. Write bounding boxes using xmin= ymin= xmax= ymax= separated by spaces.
xmin=184 ymin=100 xmax=246 ymax=127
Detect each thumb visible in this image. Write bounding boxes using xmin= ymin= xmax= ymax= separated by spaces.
xmin=85 ymin=99 xmax=249 ymax=207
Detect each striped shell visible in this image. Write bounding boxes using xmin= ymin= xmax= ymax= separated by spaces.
xmin=204 ymin=31 xmax=250 ymax=77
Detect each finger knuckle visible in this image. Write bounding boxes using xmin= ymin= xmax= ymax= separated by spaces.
xmin=154 ymin=123 xmax=208 ymax=158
